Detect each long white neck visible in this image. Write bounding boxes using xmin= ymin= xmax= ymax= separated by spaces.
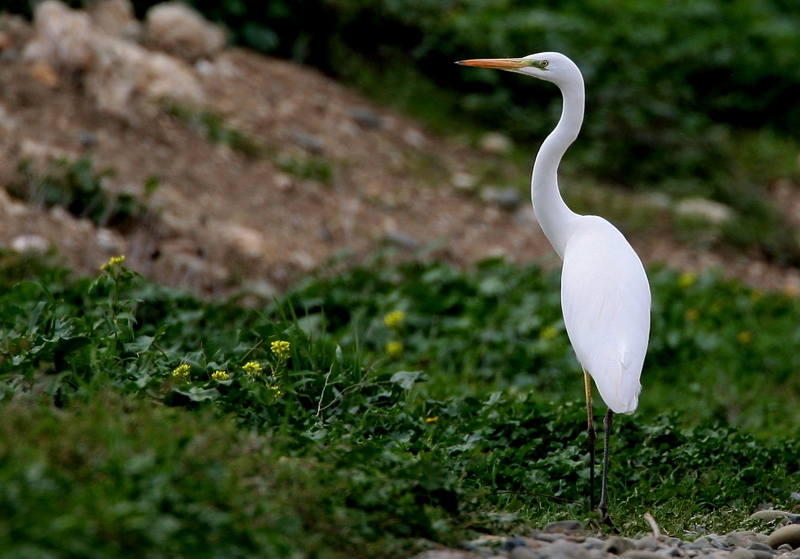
xmin=531 ymin=74 xmax=584 ymax=259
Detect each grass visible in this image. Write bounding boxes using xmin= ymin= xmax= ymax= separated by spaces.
xmin=1 ymin=252 xmax=798 ymax=556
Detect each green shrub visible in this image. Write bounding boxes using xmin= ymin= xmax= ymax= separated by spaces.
xmin=8 ymin=157 xmax=148 ymax=230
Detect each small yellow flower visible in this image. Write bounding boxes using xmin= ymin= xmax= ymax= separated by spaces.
xmin=100 ymin=255 xmax=126 ymax=271
xmin=172 ymin=363 xmax=190 ymax=380
xmin=425 ymin=416 xmax=439 ymax=423
xmin=384 ymin=310 xmax=405 ymax=329
xmin=271 ymin=340 xmax=291 ymax=359
xmin=386 ymin=341 xmax=403 ymax=357
xmin=243 ymin=361 xmax=263 ymax=377
xmin=678 ymin=271 xmax=697 ymax=289
xmin=738 ymin=331 xmax=752 ymax=344
xmin=540 ymin=325 xmax=558 ymax=341
xmin=267 ymin=384 xmax=284 ymax=398
xmin=685 ymin=308 xmax=699 ymax=321
xmin=212 ymin=370 xmax=229 ymax=381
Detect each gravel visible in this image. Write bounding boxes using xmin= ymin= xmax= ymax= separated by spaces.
xmin=412 ymin=519 xmax=800 ymax=559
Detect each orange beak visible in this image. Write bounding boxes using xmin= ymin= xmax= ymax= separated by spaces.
xmin=456 ymin=58 xmax=526 ymax=70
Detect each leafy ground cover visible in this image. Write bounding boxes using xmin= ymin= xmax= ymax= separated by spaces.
xmin=0 ymin=252 xmax=798 ymax=557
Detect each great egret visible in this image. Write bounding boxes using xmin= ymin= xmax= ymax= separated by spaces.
xmin=457 ymin=53 xmax=651 ymax=517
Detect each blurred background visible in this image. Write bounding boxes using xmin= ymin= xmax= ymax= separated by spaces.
xmin=129 ymin=0 xmax=800 ymax=263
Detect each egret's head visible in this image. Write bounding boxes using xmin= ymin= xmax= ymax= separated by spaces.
xmin=457 ymin=52 xmax=580 ymax=88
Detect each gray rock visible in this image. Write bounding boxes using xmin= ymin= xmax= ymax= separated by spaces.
xmin=749 ymin=550 xmax=775 ymax=559
xmin=635 ymin=537 xmax=661 ymax=551
xmin=675 ymin=197 xmax=733 ymax=224
xmin=545 ymin=540 xmax=590 ymax=559
xmin=511 ymin=547 xmax=540 ymax=559
xmin=693 ymin=537 xmax=714 ymax=549
xmin=789 ymin=515 xmax=800 ymax=525
xmin=605 ymin=536 xmax=635 ymax=554
xmin=503 ymin=537 xmax=529 ymax=551
xmin=621 ymin=551 xmax=664 ymax=559
xmin=726 ymin=532 xmax=761 ymax=548
xmin=536 ymin=533 xmax=567 ymax=543
xmin=10 ymin=234 xmax=49 ymax=254
xmin=77 ymin=130 xmax=98 ymax=147
xmin=658 ymin=547 xmax=682 ymax=557
xmin=451 ymin=172 xmax=477 ymax=191
xmin=349 ymin=108 xmax=384 ymax=129
xmin=766 ymin=525 xmax=800 ymax=549
xmin=747 ymin=542 xmax=775 ymax=553
xmin=384 ymin=229 xmax=419 ymax=249
xmin=543 ymin=521 xmax=584 ymax=534
xmin=731 ymin=549 xmax=755 ymax=559
xmin=582 ymin=537 xmax=606 ymax=551
xmin=479 ymin=132 xmax=512 ymax=155
xmin=289 ymin=132 xmax=325 ymax=154
xmin=480 ymin=186 xmax=522 ymax=210
xmin=710 ymin=540 xmax=732 ymax=551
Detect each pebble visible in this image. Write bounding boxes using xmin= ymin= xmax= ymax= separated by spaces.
xmin=730 ymin=549 xmax=755 ymax=559
xmin=511 ymin=548 xmax=540 ymax=559
xmin=766 ymin=525 xmax=800 ymax=550
xmin=413 ymin=523 xmax=800 ymax=559
xmin=635 ymin=537 xmax=660 ymax=551
xmin=480 ymin=186 xmax=522 ymax=210
xmin=349 ymin=107 xmax=385 ymax=129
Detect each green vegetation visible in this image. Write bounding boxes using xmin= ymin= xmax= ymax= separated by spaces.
xmin=0 ymin=253 xmax=798 ymax=556
xmin=8 ymin=157 xmax=148 ymax=230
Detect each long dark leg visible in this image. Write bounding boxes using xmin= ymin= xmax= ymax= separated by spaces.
xmin=584 ymin=371 xmax=596 ymax=511
xmin=598 ymin=408 xmax=614 ymax=518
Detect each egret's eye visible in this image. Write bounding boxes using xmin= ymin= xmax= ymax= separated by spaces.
xmin=540 ymin=60 xmax=549 ymax=68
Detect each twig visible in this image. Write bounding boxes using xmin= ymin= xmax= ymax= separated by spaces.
xmin=315 ymin=364 xmax=334 ymax=418
xmin=644 ymin=512 xmax=661 ymax=540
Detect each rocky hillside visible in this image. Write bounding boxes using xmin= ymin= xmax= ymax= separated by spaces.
xmin=1 ymin=0 xmax=798 ymax=298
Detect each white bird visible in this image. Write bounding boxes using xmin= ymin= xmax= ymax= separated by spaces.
xmin=457 ymin=53 xmax=651 ymax=517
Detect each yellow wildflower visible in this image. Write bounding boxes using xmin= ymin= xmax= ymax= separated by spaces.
xmin=685 ymin=309 xmax=699 ymax=321
xmin=172 ymin=363 xmax=190 ymax=380
xmin=271 ymin=340 xmax=291 ymax=359
xmin=425 ymin=416 xmax=439 ymax=423
xmin=212 ymin=370 xmax=230 ymax=381
xmin=384 ymin=310 xmax=406 ymax=328
xmin=678 ymin=271 xmax=697 ymax=289
xmin=100 ymin=255 xmax=126 ymax=271
xmin=268 ymin=384 xmax=284 ymax=398
xmin=243 ymin=361 xmax=263 ymax=377
xmin=540 ymin=325 xmax=558 ymax=341
xmin=738 ymin=331 xmax=752 ymax=344
xmin=386 ymin=341 xmax=403 ymax=357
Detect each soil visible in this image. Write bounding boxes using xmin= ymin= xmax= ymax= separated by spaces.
xmin=1 ymin=13 xmax=799 ymax=300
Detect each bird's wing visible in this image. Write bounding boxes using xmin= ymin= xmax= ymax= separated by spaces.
xmin=561 ymin=216 xmax=651 ymax=414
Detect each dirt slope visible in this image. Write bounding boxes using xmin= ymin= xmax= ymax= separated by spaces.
xmin=0 ymin=9 xmax=798 ymax=298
